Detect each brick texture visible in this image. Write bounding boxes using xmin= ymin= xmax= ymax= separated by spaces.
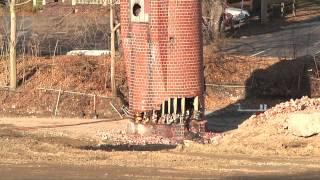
xmin=120 ymin=0 xmax=204 ymax=113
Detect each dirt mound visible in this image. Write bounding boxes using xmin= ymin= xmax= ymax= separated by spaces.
xmin=0 ymin=56 xmax=127 ymax=118
xmin=213 ymin=97 xmax=320 ymax=156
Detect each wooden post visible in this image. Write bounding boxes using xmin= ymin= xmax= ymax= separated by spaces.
xmin=93 ymin=94 xmax=96 ymax=113
xmin=9 ymin=0 xmax=17 ymax=90
xmin=54 ymin=88 xmax=62 ymax=116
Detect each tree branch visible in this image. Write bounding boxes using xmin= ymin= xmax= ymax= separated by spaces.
xmin=15 ymin=0 xmax=32 ymax=6
xmin=108 ymin=0 xmax=119 ymax=6
xmin=112 ymin=23 xmax=120 ymax=32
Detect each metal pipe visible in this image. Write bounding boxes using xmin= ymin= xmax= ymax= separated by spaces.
xmin=206 ymin=83 xmax=246 ymax=88
xmin=38 ymin=87 xmax=114 ymax=99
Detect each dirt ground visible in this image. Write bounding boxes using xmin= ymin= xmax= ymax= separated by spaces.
xmin=0 ymin=116 xmax=320 ymax=179
xmin=0 ymin=50 xmax=319 ymax=179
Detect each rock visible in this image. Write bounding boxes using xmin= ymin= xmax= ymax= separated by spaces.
xmin=287 ymin=112 xmax=320 ymax=137
xmin=183 ymin=140 xmax=194 ymax=147
xmin=126 ymin=122 xmax=153 ymax=136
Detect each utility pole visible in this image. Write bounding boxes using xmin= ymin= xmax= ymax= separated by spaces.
xmin=9 ymin=0 xmax=17 ymax=90
xmin=8 ymin=0 xmax=31 ymax=90
xmin=109 ymin=1 xmax=120 ymax=97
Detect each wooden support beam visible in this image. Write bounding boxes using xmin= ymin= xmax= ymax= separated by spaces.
xmin=162 ymin=101 xmax=165 ymax=116
xmin=181 ymin=98 xmax=185 ymax=115
xmin=110 ymin=102 xmax=123 ymax=119
xmin=193 ymin=96 xmax=199 ymax=112
xmin=32 ymin=0 xmax=36 ymax=8
xmin=173 ymin=98 xmax=178 ymax=115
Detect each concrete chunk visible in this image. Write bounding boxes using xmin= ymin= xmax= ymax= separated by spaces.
xmin=288 ymin=112 xmax=320 ymax=137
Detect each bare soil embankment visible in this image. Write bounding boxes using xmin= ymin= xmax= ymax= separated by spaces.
xmin=0 ymin=56 xmax=127 ymax=118
xmin=0 ymin=51 xmax=283 ymax=117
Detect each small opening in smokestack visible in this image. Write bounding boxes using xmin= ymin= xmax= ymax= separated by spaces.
xmin=133 ymin=3 xmax=141 ymax=17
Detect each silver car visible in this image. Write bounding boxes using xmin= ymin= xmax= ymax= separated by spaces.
xmin=220 ymin=7 xmax=250 ymax=32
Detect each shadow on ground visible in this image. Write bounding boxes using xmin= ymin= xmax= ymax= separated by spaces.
xmin=206 ymin=55 xmax=315 ymax=132
xmin=228 ymin=170 xmax=320 ymax=180
xmin=80 ymin=144 xmax=177 ymax=152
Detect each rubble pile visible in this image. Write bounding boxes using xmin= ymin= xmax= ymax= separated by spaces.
xmin=98 ymin=130 xmax=178 ymax=146
xmin=97 ymin=129 xmax=225 ymax=146
xmin=249 ymin=97 xmax=320 ymax=120
xmin=217 ymin=96 xmax=320 ymax=156
xmin=202 ymin=132 xmax=224 ymax=144
xmin=239 ymin=96 xmax=320 ymax=131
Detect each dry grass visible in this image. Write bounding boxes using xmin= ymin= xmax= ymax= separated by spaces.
xmin=0 ymin=55 xmax=126 ymax=118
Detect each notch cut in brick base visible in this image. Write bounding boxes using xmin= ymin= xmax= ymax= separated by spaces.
xmin=127 ymin=119 xmax=208 ymax=139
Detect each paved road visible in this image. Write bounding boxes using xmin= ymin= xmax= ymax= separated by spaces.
xmin=221 ymin=19 xmax=320 ymax=58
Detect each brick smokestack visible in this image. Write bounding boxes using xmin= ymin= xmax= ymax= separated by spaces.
xmin=120 ymin=0 xmax=204 ymax=125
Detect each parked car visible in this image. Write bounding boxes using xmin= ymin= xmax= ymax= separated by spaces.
xmin=219 ymin=7 xmax=250 ymax=32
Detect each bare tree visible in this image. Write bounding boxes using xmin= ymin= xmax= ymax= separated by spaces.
xmin=8 ymin=0 xmax=17 ymax=89
xmin=202 ymin=0 xmax=224 ymax=41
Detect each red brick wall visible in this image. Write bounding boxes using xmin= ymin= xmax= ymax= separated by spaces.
xmin=120 ymin=0 xmax=204 ymax=113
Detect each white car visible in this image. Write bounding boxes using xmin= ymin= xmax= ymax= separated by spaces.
xmin=220 ymin=7 xmax=250 ymax=32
